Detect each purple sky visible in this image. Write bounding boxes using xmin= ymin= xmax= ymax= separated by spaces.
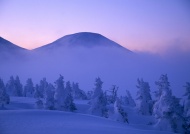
xmin=0 ymin=0 xmax=190 ymax=54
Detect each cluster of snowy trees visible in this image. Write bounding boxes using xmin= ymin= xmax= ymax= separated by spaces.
xmin=0 ymin=74 xmax=190 ymax=133
xmin=32 ymin=76 xmax=79 ymax=111
xmin=88 ymin=75 xmax=190 ymax=133
xmin=134 ymin=75 xmax=190 ymax=133
xmin=88 ymin=77 xmax=128 ymax=123
xmin=0 ymin=75 xmax=87 ymax=111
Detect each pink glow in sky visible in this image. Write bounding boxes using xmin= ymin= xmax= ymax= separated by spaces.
xmin=0 ymin=0 xmax=190 ymax=54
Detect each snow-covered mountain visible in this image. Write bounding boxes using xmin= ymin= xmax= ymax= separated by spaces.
xmin=0 ymin=37 xmax=26 ymax=51
xmin=31 ymin=32 xmax=131 ymax=62
xmin=34 ymin=32 xmax=130 ymax=51
xmin=0 ymin=37 xmax=28 ymax=61
xmin=0 ymin=33 xmax=133 ymax=94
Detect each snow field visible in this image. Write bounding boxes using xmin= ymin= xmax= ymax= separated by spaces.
xmin=0 ymin=97 xmax=173 ymax=134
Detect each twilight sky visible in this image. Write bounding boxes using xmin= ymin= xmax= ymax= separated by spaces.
xmin=0 ymin=0 xmax=190 ymax=54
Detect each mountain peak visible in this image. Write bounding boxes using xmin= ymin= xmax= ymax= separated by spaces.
xmin=35 ymin=32 xmax=130 ymax=52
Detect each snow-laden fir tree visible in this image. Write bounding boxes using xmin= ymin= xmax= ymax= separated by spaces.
xmin=54 ymin=75 xmax=65 ymax=110
xmin=153 ymin=74 xmax=186 ymax=133
xmin=183 ymin=82 xmax=190 ymax=132
xmin=14 ymin=76 xmax=23 ymax=96
xmin=6 ymin=76 xmax=23 ymax=96
xmin=63 ymin=81 xmax=76 ymax=111
xmin=44 ymin=83 xmax=55 ymax=110
xmin=107 ymin=85 xmax=118 ymax=104
xmin=23 ymin=78 xmax=34 ymax=97
xmin=34 ymin=84 xmax=41 ymax=98
xmin=34 ymin=84 xmax=43 ymax=109
xmin=6 ymin=76 xmax=15 ymax=96
xmin=114 ymin=98 xmax=128 ymax=123
xmin=89 ymin=77 xmax=108 ymax=117
xmin=38 ymin=78 xmax=48 ymax=98
xmin=34 ymin=78 xmax=49 ymax=109
xmin=72 ymin=82 xmax=87 ymax=100
xmin=124 ymin=90 xmax=136 ymax=107
xmin=136 ymin=78 xmax=153 ymax=115
xmin=0 ymin=78 xmax=10 ymax=108
xmin=183 ymin=82 xmax=190 ymax=117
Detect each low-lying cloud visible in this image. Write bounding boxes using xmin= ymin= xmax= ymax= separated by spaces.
xmin=0 ymin=45 xmax=189 ymax=98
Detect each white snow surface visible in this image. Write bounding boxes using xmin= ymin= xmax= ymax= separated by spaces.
xmin=0 ymin=97 xmax=174 ymax=134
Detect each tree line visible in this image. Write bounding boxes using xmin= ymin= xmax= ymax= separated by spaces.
xmin=0 ymin=74 xmax=190 ymax=133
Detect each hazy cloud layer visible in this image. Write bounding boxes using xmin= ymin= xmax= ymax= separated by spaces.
xmin=0 ymin=45 xmax=189 ymax=98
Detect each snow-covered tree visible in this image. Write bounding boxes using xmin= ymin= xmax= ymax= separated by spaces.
xmin=23 ymin=78 xmax=34 ymax=97
xmin=34 ymin=84 xmax=42 ymax=98
xmin=183 ymin=82 xmax=190 ymax=132
xmin=113 ymin=98 xmax=128 ymax=123
xmin=44 ymin=83 xmax=55 ymax=110
xmin=136 ymin=78 xmax=153 ymax=115
xmin=183 ymin=82 xmax=190 ymax=117
xmin=72 ymin=82 xmax=87 ymax=100
xmin=89 ymin=77 xmax=108 ymax=117
xmin=14 ymin=76 xmax=23 ymax=96
xmin=63 ymin=81 xmax=76 ymax=111
xmin=153 ymin=74 xmax=186 ymax=133
xmin=0 ymin=78 xmax=10 ymax=108
xmin=34 ymin=84 xmax=43 ymax=109
xmin=154 ymin=74 xmax=170 ymax=100
xmin=6 ymin=76 xmax=15 ymax=96
xmin=54 ymin=75 xmax=65 ymax=110
xmin=6 ymin=76 xmax=23 ymax=96
xmin=54 ymin=77 xmax=76 ymax=111
xmin=124 ymin=90 xmax=136 ymax=107
xmin=107 ymin=85 xmax=118 ymax=104
xmin=38 ymin=78 xmax=48 ymax=98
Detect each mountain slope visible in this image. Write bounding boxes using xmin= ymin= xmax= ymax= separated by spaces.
xmin=0 ymin=37 xmax=28 ymax=60
xmin=34 ymin=32 xmax=130 ymax=52
xmin=0 ymin=37 xmax=26 ymax=52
